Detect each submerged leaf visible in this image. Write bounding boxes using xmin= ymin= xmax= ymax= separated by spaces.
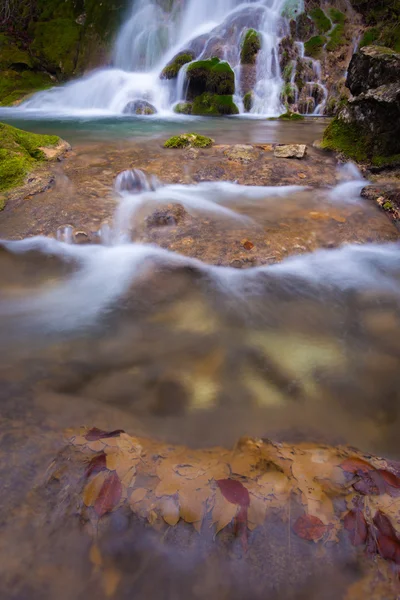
xmin=217 ymin=479 xmax=250 ymax=507
xmin=293 ymin=514 xmax=328 ymax=542
xmin=344 ymin=509 xmax=368 ymax=546
xmin=95 ymin=473 xmax=122 ymax=517
xmin=86 ymin=453 xmax=107 ymax=478
xmin=83 ymin=471 xmax=109 ymax=508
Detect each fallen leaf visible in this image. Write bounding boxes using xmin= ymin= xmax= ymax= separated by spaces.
xmin=242 ymin=240 xmax=254 ymax=251
xmin=373 ymin=511 xmax=398 ymax=540
xmin=83 ymin=471 xmax=108 ymax=507
xmin=212 ymin=488 xmax=238 ymax=534
xmin=94 ymin=473 xmax=122 ymax=517
xmin=217 ymin=479 xmax=250 ymax=507
xmin=179 ymin=487 xmax=209 ymax=523
xmin=129 ymin=487 xmax=148 ymax=505
xmin=155 ymin=479 xmax=181 ymax=498
xmin=85 ymin=428 xmax=125 ymax=442
xmin=344 ymin=509 xmax=368 ymax=546
xmin=174 ymin=464 xmax=206 ymax=479
xmin=160 ymin=496 xmax=180 ymax=526
xmin=293 ymin=514 xmax=328 ymax=542
xmin=379 ymin=470 xmax=400 ymax=490
xmin=341 ymin=457 xmax=374 ymax=475
xmin=86 ymin=453 xmax=107 ymax=478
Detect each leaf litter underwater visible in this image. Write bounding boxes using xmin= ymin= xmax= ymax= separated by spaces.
xmin=1 ymin=172 xmax=400 ymax=599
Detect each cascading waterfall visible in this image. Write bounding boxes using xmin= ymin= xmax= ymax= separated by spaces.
xmin=19 ymin=0 xmax=316 ymax=117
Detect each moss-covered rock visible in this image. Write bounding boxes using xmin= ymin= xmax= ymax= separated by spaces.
xmin=309 ymin=7 xmax=331 ymax=34
xmin=30 ymin=18 xmax=81 ymax=78
xmin=123 ymin=100 xmax=157 ymax=115
xmin=160 ymin=51 xmax=194 ymax=80
xmin=278 ymin=111 xmax=304 ymax=121
xmin=243 ymin=91 xmax=254 ymax=112
xmin=0 ymin=122 xmax=62 ymax=195
xmin=164 ymin=133 xmax=214 ymax=149
xmin=321 ymin=118 xmax=370 ymax=162
xmin=326 ymin=11 xmax=346 ymax=53
xmin=240 ymin=29 xmax=261 ymax=65
xmin=173 ymin=102 xmax=193 ymax=115
xmin=186 ymin=57 xmax=235 ymax=99
xmin=290 ymin=13 xmax=315 ymax=42
xmin=304 ymin=35 xmax=327 ymax=58
xmin=192 ymin=92 xmax=239 ymax=116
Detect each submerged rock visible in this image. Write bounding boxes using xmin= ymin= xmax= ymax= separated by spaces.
xmin=274 ymin=144 xmax=307 ymax=159
xmin=146 ymin=203 xmax=188 ymax=228
xmin=123 ymin=100 xmax=157 ymax=115
xmin=224 ymin=144 xmax=259 ymax=163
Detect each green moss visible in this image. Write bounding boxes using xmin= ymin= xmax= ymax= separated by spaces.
xmin=164 ymin=133 xmax=214 ymax=149
xmin=278 ymin=111 xmax=304 ymax=121
xmin=30 ymin=18 xmax=81 ymax=77
xmin=283 ymin=62 xmax=294 ymax=83
xmin=383 ymin=201 xmax=394 ymax=210
xmin=240 ymin=29 xmax=261 ymax=65
xmin=161 ymin=52 xmax=194 ymax=79
xmin=173 ymin=102 xmax=193 ymax=115
xmin=243 ymin=91 xmax=254 ymax=112
xmin=192 ymin=93 xmax=239 ymax=116
xmin=328 ymin=8 xmax=346 ymax=24
xmin=304 ymin=35 xmax=327 ymax=57
xmin=0 ymin=69 xmax=53 ymax=106
xmin=310 ymin=8 xmax=331 ymax=34
xmin=187 ymin=58 xmax=235 ymax=96
xmin=359 ymin=27 xmax=380 ymax=48
xmin=281 ymin=83 xmax=296 ymax=105
xmin=326 ymin=23 xmax=346 ymax=52
xmin=371 ymin=154 xmax=400 ymax=168
xmin=321 ymin=118 xmax=371 ymax=162
xmin=0 ymin=122 xmax=59 ymax=192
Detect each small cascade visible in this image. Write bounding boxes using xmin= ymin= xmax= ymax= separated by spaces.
xmin=115 ymin=169 xmax=159 ymax=195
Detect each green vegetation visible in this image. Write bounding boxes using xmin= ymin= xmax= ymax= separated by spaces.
xmin=351 ymin=1 xmax=400 ymax=52
xmin=187 ymin=57 xmax=235 ymax=96
xmin=281 ymin=83 xmax=296 ymax=105
xmin=328 ymin=8 xmax=346 ymax=24
xmin=309 ymin=8 xmax=331 ymax=34
xmin=304 ymin=35 xmax=327 ymax=57
xmin=326 ymin=23 xmax=346 ymax=51
xmin=383 ymin=201 xmax=394 ymax=210
xmin=0 ymin=70 xmax=53 ymax=106
xmin=283 ymin=62 xmax=294 ymax=83
xmin=360 ymin=27 xmax=380 ymax=48
xmin=30 ymin=18 xmax=81 ymax=77
xmin=173 ymin=102 xmax=193 ymax=115
xmin=321 ymin=118 xmax=370 ymax=162
xmin=0 ymin=122 xmax=59 ymax=194
xmin=240 ymin=29 xmax=261 ymax=64
xmin=160 ymin=52 xmax=194 ymax=79
xmin=372 ymin=154 xmax=400 ymax=168
xmin=192 ymin=93 xmax=239 ymax=116
xmin=278 ymin=111 xmax=304 ymax=121
xmin=164 ymin=133 xmax=214 ymax=149
xmin=243 ymin=91 xmax=253 ymax=112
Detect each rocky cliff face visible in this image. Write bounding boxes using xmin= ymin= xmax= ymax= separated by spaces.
xmin=322 ymin=45 xmax=400 ymax=163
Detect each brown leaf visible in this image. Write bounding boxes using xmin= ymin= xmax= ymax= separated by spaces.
xmin=293 ymin=514 xmax=328 ymax=542
xmin=86 ymin=453 xmax=107 ymax=478
xmin=94 ymin=473 xmax=122 ymax=517
xmin=340 ymin=457 xmax=374 ymax=475
xmin=379 ymin=470 xmax=400 ymax=491
xmin=85 ymin=428 xmax=125 ymax=442
xmin=343 ymin=509 xmax=368 ymax=546
xmin=155 ymin=479 xmax=181 ymax=498
xmin=89 ymin=543 xmax=103 ymax=568
xmin=373 ymin=511 xmax=398 ymax=540
xmin=217 ymin=479 xmax=250 ymax=507
xmin=83 ymin=471 xmax=108 ymax=508
xmin=242 ymin=240 xmax=254 ymax=251
xmin=376 ymin=534 xmax=400 ymax=565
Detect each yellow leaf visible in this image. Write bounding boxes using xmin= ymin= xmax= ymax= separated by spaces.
xmin=174 ymin=464 xmax=206 ymax=479
xmin=121 ymin=467 xmax=136 ymax=489
xmin=179 ymin=487 xmax=209 ymax=523
xmin=129 ymin=487 xmax=148 ymax=505
xmin=103 ymin=567 xmax=121 ymax=598
xmin=155 ymin=479 xmax=181 ymax=498
xmin=211 ymin=488 xmax=238 ymax=534
xmin=87 ymin=440 xmax=106 ymax=453
xmin=89 ymin=543 xmax=103 ymax=568
xmin=148 ymin=510 xmax=158 ymax=525
xmin=83 ymin=471 xmax=108 ymax=507
xmin=160 ymin=496 xmax=180 ymax=526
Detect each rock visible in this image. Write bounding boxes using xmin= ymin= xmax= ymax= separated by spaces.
xmin=224 ymin=145 xmax=259 ymax=163
xmin=145 ymin=204 xmax=188 ymax=228
xmin=298 ymin=96 xmax=315 ymax=114
xmin=173 ymin=102 xmax=193 ymax=115
xmin=240 ymin=29 xmax=261 ymax=65
xmin=38 ymin=139 xmax=71 ymax=160
xmin=274 ymin=145 xmax=307 ymax=159
xmin=243 ymin=91 xmax=254 ymax=112
xmin=160 ymin=51 xmax=194 ymax=80
xmin=347 ymin=46 xmax=400 ymax=97
xmin=192 ymin=93 xmax=239 ymax=116
xmin=186 ymin=57 xmax=235 ymax=99
xmin=114 ymin=169 xmax=157 ymax=194
xmin=123 ymin=100 xmax=157 ymax=115
xmin=240 ymin=64 xmax=257 ymax=95
xmin=164 ymin=133 xmax=214 ymax=149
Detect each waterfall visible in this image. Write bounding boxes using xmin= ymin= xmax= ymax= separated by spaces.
xmin=20 ymin=0 xmax=306 ymax=117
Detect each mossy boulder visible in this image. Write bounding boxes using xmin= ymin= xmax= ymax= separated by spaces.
xmin=347 ymin=46 xmax=400 ymax=96
xmin=243 ymin=91 xmax=254 ymax=112
xmin=290 ymin=13 xmax=315 ymax=42
xmin=0 ymin=122 xmax=65 ymax=197
xmin=304 ymin=35 xmax=327 ymax=58
xmin=278 ymin=111 xmax=304 ymax=121
xmin=192 ymin=92 xmax=239 ymax=116
xmin=309 ymin=7 xmax=331 ymax=34
xmin=30 ymin=18 xmax=81 ymax=78
xmin=240 ymin=29 xmax=261 ymax=65
xmin=164 ymin=133 xmax=214 ymax=149
xmin=160 ymin=51 xmax=195 ymax=80
xmin=123 ymin=100 xmax=157 ymax=115
xmin=173 ymin=102 xmax=193 ymax=115
xmin=321 ymin=118 xmax=370 ymax=162
xmin=186 ymin=57 xmax=235 ymax=100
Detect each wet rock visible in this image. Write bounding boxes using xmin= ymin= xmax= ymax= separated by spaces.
xmin=274 ymin=145 xmax=307 ymax=159
xmin=298 ymin=96 xmax=315 ymax=114
xmin=145 ymin=204 xmax=188 ymax=228
xmin=123 ymin=100 xmax=157 ymax=115
xmin=240 ymin=29 xmax=261 ymax=65
xmin=114 ymin=169 xmax=157 ymax=194
xmin=160 ymin=51 xmax=194 ymax=80
xmin=39 ymin=139 xmax=71 ymax=160
xmin=186 ymin=57 xmax=235 ymax=99
xmin=224 ymin=144 xmax=259 ymax=163
xmin=240 ymin=64 xmax=257 ymax=95
xmin=347 ymin=46 xmax=400 ymax=97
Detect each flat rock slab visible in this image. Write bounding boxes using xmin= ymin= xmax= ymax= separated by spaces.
xmin=274 ymin=144 xmax=307 ymax=159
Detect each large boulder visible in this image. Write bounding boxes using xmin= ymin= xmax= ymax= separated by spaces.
xmin=347 ymin=46 xmax=400 ymax=96
xmin=160 ymin=51 xmax=194 ymax=80
xmin=186 ymin=57 xmax=235 ymax=99
xmin=123 ymin=100 xmax=157 ymax=115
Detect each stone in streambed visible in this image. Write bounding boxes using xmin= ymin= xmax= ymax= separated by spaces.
xmin=274 ymin=144 xmax=307 ymax=159
xmin=123 ymin=100 xmax=157 ymax=115
xmin=224 ymin=144 xmax=258 ymax=163
xmin=145 ymin=204 xmax=188 ymax=228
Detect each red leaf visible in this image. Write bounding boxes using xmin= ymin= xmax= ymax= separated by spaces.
xmin=379 ymin=470 xmax=400 ymax=490
xmin=94 ymin=472 xmax=122 ymax=517
xmin=344 ymin=510 xmax=368 ymax=546
xmin=85 ymin=428 xmax=125 ymax=441
xmin=377 ymin=535 xmax=400 ymax=565
xmin=216 ymin=479 xmax=250 ymax=507
xmin=373 ymin=511 xmax=398 ymax=540
xmin=293 ymin=514 xmax=328 ymax=542
xmin=340 ymin=457 xmax=374 ymax=475
xmin=353 ymin=469 xmax=386 ymax=495
xmin=86 ymin=453 xmax=107 ymax=478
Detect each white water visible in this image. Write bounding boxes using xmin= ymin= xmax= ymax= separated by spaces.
xmin=19 ymin=0 xmax=306 ymax=117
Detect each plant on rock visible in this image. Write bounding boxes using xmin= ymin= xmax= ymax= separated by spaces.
xmin=240 ymin=29 xmax=261 ymax=65
xmin=164 ymin=133 xmax=214 ymax=149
